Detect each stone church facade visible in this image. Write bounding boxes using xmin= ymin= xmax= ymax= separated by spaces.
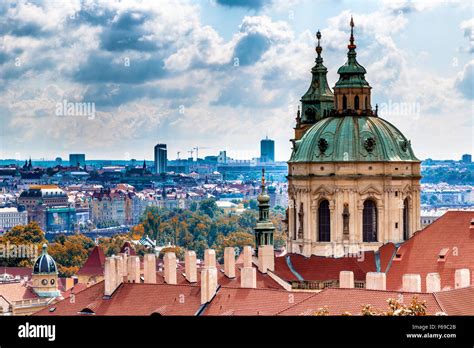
xmin=287 ymin=19 xmax=421 ymax=257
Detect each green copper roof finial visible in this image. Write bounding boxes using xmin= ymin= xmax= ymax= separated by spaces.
xmin=261 ymin=168 xmax=266 ymax=193
xmin=315 ymin=30 xmax=322 ymax=62
xmin=348 ymin=16 xmax=356 ymax=50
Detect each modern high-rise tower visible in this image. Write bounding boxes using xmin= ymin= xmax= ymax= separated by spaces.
xmin=260 ymin=137 xmax=275 ymax=162
xmin=154 ymin=144 xmax=167 ymax=174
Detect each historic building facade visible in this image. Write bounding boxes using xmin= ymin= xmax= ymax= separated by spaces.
xmin=287 ymin=19 xmax=421 ymax=257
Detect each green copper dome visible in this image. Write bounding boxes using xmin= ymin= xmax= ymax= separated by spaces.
xmin=289 ymin=115 xmax=419 ymax=163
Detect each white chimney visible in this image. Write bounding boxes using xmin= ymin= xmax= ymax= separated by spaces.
xmin=115 ymin=255 xmax=125 ymax=288
xmin=365 ymin=272 xmax=386 ymax=290
xmin=185 ymin=250 xmax=197 ymax=283
xmin=201 ymin=267 xmax=218 ymax=304
xmin=127 ymin=255 xmax=140 ymax=283
xmin=143 ymin=254 xmax=157 ymax=284
xmin=224 ymin=247 xmax=236 ymax=278
xmin=257 ymin=245 xmax=274 ymax=274
xmin=164 ymin=252 xmax=177 ymax=285
xmin=426 ymin=273 xmax=441 ymax=292
xmin=104 ymin=257 xmax=118 ymax=296
xmin=118 ymin=252 xmax=128 ymax=282
xmin=339 ymin=271 xmax=354 ymax=288
xmin=240 ymin=246 xmax=256 ymax=288
xmin=204 ymin=249 xmax=216 ymax=268
xmin=402 ymin=274 xmax=421 ymax=292
xmin=455 ymin=268 xmax=471 ymax=289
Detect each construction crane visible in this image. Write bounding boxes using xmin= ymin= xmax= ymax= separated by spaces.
xmin=188 ymin=149 xmax=194 ymax=160
xmin=177 ymin=151 xmax=181 ymax=160
xmin=194 ymin=146 xmax=210 ymax=160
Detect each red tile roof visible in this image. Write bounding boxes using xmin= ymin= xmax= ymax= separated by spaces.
xmin=274 ymin=252 xmax=376 ymax=282
xmin=278 ymin=288 xmax=443 ymax=316
xmin=120 ymin=241 xmax=136 ymax=256
xmin=203 ymin=287 xmax=313 ymax=315
xmin=434 ymin=286 xmax=474 ymax=315
xmin=0 ymin=282 xmax=38 ymax=303
xmin=0 ymin=267 xmax=32 ymax=279
xmin=154 ymin=264 xmax=284 ymax=290
xmin=77 ymin=246 xmax=105 ymax=276
xmin=386 ymin=211 xmax=474 ymax=292
xmin=34 ymin=281 xmax=203 ymax=316
xmin=378 ymin=242 xmax=397 ymax=273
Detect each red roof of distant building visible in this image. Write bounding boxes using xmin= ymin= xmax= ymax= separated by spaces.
xmin=0 ymin=282 xmax=38 ymax=303
xmin=77 ymin=246 xmax=105 ymax=276
xmin=386 ymin=211 xmax=474 ymax=292
xmin=120 ymin=241 xmax=136 ymax=256
xmin=0 ymin=267 xmax=32 ymax=279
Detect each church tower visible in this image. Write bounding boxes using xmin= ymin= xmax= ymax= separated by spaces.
xmin=31 ymin=244 xmax=60 ymax=297
xmin=294 ymin=31 xmax=334 ymax=142
xmin=254 ymin=169 xmax=275 ymax=255
xmin=287 ymin=18 xmax=421 ymax=257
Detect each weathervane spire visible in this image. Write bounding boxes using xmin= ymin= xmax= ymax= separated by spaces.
xmin=348 ymin=16 xmax=356 ymax=50
xmin=315 ymin=30 xmax=322 ymax=62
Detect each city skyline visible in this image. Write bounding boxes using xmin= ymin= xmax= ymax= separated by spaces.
xmin=0 ymin=0 xmax=473 ymax=162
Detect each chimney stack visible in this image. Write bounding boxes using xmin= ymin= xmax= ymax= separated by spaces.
xmin=224 ymin=247 xmax=236 ymax=278
xmin=204 ymin=249 xmax=216 ymax=268
xmin=200 ymin=248 xmax=218 ymax=304
xmin=426 ymin=273 xmax=441 ymax=292
xmin=455 ymin=268 xmax=471 ymax=289
xmin=339 ymin=271 xmax=354 ymax=288
xmin=118 ymin=253 xmax=128 ymax=282
xmin=143 ymin=254 xmax=157 ymax=284
xmin=365 ymin=272 xmax=386 ymax=290
xmin=164 ymin=252 xmax=177 ymax=285
xmin=104 ymin=256 xmax=119 ymax=296
xmin=115 ymin=255 xmax=125 ymax=288
xmin=127 ymin=255 xmax=140 ymax=283
xmin=240 ymin=246 xmax=256 ymax=288
xmin=402 ymin=274 xmax=421 ymax=292
xmin=257 ymin=245 xmax=274 ymax=274
xmin=185 ymin=250 xmax=197 ymax=283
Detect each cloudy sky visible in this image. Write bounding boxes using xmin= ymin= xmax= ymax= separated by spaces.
xmin=0 ymin=0 xmax=472 ymax=162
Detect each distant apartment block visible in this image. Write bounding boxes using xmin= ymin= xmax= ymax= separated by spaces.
xmin=0 ymin=207 xmax=28 ymax=232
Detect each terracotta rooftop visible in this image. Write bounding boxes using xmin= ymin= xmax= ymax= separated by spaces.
xmin=434 ymin=286 xmax=474 ymax=316
xmin=278 ymin=288 xmax=443 ymax=316
xmin=273 ymin=252 xmax=376 ymax=282
xmin=34 ymin=281 xmax=202 ymax=316
xmin=202 ymin=287 xmax=312 ymax=315
xmin=77 ymin=246 xmax=105 ymax=276
xmin=0 ymin=282 xmax=38 ymax=303
xmin=386 ymin=211 xmax=474 ymax=292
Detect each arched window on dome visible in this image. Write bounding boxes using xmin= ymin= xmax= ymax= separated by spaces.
xmin=342 ymin=95 xmax=347 ymax=110
xmin=354 ymin=95 xmax=360 ymax=110
xmin=403 ymin=198 xmax=410 ymax=240
xmin=365 ymin=96 xmax=368 ymax=110
xmin=363 ymin=200 xmax=377 ymax=242
xmin=318 ymin=199 xmax=330 ymax=242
